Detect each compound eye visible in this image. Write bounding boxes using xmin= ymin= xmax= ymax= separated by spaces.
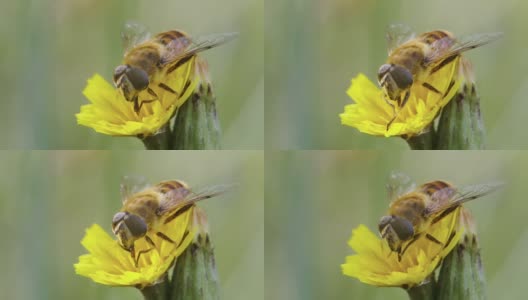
xmin=378 ymin=215 xmax=392 ymax=234
xmin=123 ymin=214 xmax=148 ymax=238
xmin=125 ymin=67 xmax=149 ymax=91
xmin=112 ymin=211 xmax=127 ymax=229
xmin=389 ymin=65 xmax=413 ymax=89
xmin=113 ymin=65 xmax=128 ymax=84
xmin=390 ymin=216 xmax=414 ymax=241
xmin=377 ymin=64 xmax=392 ymax=82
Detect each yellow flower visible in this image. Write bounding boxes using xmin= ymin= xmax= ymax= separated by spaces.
xmin=76 ymin=57 xmax=198 ymax=137
xmin=339 ymin=58 xmax=461 ymax=137
xmin=74 ymin=206 xmax=195 ymax=288
xmin=341 ymin=207 xmax=462 ymax=287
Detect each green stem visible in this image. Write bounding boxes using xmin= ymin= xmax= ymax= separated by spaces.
xmin=435 ymin=83 xmax=486 ymax=149
xmin=405 ymin=278 xmax=435 ymax=300
xmin=139 ymin=274 xmax=169 ymax=300
xmin=436 ymin=210 xmax=487 ymax=300
xmin=404 ymin=127 xmax=434 ymax=149
xmin=169 ymin=233 xmax=220 ymax=300
xmin=140 ymin=124 xmax=171 ymax=150
xmin=171 ymin=82 xmax=221 ymax=150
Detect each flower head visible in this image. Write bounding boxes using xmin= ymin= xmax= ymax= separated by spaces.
xmin=76 ymin=57 xmax=198 ymax=137
xmin=341 ymin=207 xmax=462 ymax=287
xmin=74 ymin=206 xmax=195 ymax=288
xmin=340 ymin=57 xmax=461 ymax=137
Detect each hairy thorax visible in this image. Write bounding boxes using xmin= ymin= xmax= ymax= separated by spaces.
xmin=123 ymin=192 xmax=162 ymax=228
xmin=124 ymin=45 xmax=162 ymax=77
xmin=389 ymin=194 xmax=427 ymax=228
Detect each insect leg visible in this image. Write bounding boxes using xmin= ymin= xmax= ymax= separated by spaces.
xmin=387 ymin=90 xmax=410 ymax=130
xmin=385 ymin=100 xmax=397 ymax=131
xmin=444 ymin=230 xmax=457 ymax=248
xmin=430 ymin=55 xmax=458 ymax=75
xmin=147 ymin=87 xmax=158 ymax=98
xmin=133 ymin=95 xmax=141 ymax=113
xmin=443 ymin=80 xmax=456 ymax=97
xmin=431 ymin=205 xmax=460 ymax=225
xmin=145 ymin=235 xmax=156 ymax=247
xmin=400 ymin=90 xmax=411 ymax=107
xmin=155 ymin=230 xmax=191 ymax=251
xmin=158 ymin=83 xmax=179 ymax=96
xmin=133 ymin=235 xmax=157 ymax=267
xmin=163 ymin=204 xmax=194 ymax=225
xmin=422 ymin=82 xmax=441 ymax=94
xmin=134 ymin=248 xmax=154 ymax=268
xmin=156 ymin=231 xmax=175 ymax=243
xmin=167 ymin=55 xmax=194 ymax=75
xmin=425 ymin=233 xmax=443 ymax=245
xmin=129 ymin=245 xmax=136 ymax=264
xmin=398 ymin=233 xmax=422 ymax=261
xmin=135 ymin=88 xmax=159 ymax=112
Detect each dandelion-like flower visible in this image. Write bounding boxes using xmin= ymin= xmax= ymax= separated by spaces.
xmin=341 ymin=207 xmax=462 ymax=287
xmin=74 ymin=206 xmax=195 ymax=288
xmin=339 ymin=57 xmax=461 ymax=137
xmin=75 ymin=57 xmax=198 ymax=137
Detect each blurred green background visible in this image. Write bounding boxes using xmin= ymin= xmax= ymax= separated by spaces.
xmin=266 ymin=151 xmax=526 ymax=299
xmin=0 ymin=0 xmax=262 ymax=149
xmin=0 ymin=151 xmax=263 ymax=300
xmin=266 ymin=0 xmax=527 ymax=149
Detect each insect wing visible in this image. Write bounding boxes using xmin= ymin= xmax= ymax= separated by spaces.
xmin=449 ymin=182 xmax=504 ymax=204
xmin=120 ymin=175 xmax=150 ymax=204
xmin=425 ymin=32 xmax=502 ymax=65
xmin=386 ymin=24 xmax=415 ymax=55
xmin=121 ymin=21 xmax=151 ymax=55
xmin=425 ymin=182 xmax=504 ymax=217
xmin=160 ymin=32 xmax=238 ymax=67
xmin=158 ymin=184 xmax=234 ymax=215
xmin=386 ymin=171 xmax=416 ymax=203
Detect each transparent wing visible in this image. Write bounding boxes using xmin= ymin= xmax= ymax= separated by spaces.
xmin=425 ymin=32 xmax=502 ymax=65
xmin=160 ymin=32 xmax=238 ymax=67
xmin=386 ymin=171 xmax=416 ymax=203
xmin=158 ymin=183 xmax=236 ymax=215
xmin=425 ymin=181 xmax=504 ymax=217
xmin=121 ymin=21 xmax=151 ymax=55
xmin=386 ymin=24 xmax=415 ymax=55
xmin=120 ymin=175 xmax=151 ymax=204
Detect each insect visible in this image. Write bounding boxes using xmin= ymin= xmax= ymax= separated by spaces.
xmin=113 ymin=22 xmax=237 ymax=113
xmin=111 ymin=176 xmax=230 ymax=266
xmin=378 ymin=172 xmax=502 ymax=261
xmin=378 ymin=24 xmax=502 ymax=129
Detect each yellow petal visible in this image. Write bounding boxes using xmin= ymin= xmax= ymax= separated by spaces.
xmin=74 ymin=207 xmax=196 ymax=288
xmin=76 ymin=56 xmax=199 ymax=137
xmin=340 ymin=61 xmax=462 ymax=137
xmin=342 ymin=207 xmax=462 ymax=287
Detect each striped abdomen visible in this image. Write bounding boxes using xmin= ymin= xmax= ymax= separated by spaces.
xmin=419 ymin=180 xmax=452 ymax=196
xmin=155 ymin=180 xmax=190 ymax=194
